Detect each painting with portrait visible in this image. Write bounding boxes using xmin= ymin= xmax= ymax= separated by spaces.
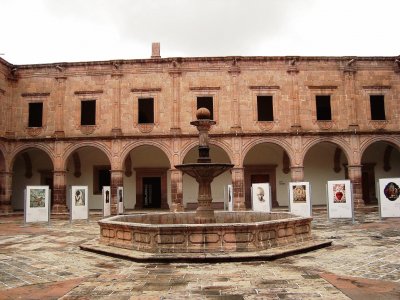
xmin=74 ymin=189 xmax=85 ymax=206
xmin=293 ymin=185 xmax=307 ymax=203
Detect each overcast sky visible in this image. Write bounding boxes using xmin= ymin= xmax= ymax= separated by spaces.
xmin=1 ymin=0 xmax=399 ymax=65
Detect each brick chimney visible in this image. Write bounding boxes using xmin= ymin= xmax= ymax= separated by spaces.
xmin=151 ymin=42 xmax=161 ymax=59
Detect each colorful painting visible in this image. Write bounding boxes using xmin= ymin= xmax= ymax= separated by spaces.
xmin=383 ymin=182 xmax=400 ymax=201
xmin=74 ymin=189 xmax=85 ymax=206
xmin=333 ymin=183 xmax=346 ymax=203
xmin=293 ymin=185 xmax=307 ymax=203
xmin=30 ymin=188 xmax=46 ymax=208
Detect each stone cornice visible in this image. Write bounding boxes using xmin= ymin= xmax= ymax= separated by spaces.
xmin=131 ymin=88 xmax=162 ymax=93
xmin=74 ymin=90 xmax=103 ymax=95
xmin=362 ymin=85 xmax=391 ymax=90
xmin=21 ymin=92 xmax=50 ymax=97
xmin=249 ymin=85 xmax=280 ymax=90
xmin=189 ymin=87 xmax=220 ymax=91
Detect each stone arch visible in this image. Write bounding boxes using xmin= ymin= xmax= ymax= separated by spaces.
xmin=62 ymin=141 xmax=112 ymax=170
xmin=302 ymin=137 xmax=352 ymax=165
xmin=241 ymin=137 xmax=294 ymax=168
xmin=120 ymin=140 xmax=173 ymax=169
xmin=9 ymin=144 xmax=55 ymax=172
xmin=360 ymin=136 xmax=400 ymax=158
xmin=179 ymin=139 xmax=234 ymax=165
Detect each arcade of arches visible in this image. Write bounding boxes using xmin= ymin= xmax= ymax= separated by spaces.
xmin=1 ymin=136 xmax=399 ymax=214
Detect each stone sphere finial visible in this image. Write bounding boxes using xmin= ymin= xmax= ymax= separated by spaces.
xmin=196 ymin=107 xmax=211 ymax=120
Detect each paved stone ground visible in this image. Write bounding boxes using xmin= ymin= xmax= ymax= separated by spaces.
xmin=0 ymin=209 xmax=399 ymax=299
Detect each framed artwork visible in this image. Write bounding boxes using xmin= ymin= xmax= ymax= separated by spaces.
xmin=379 ymin=178 xmax=400 ymax=218
xmin=327 ymin=180 xmax=353 ymax=219
xmin=25 ymin=186 xmax=50 ymax=223
xmin=103 ymin=186 xmax=111 ymax=217
xmin=117 ymin=186 xmax=124 ymax=214
xmin=289 ymin=182 xmax=311 ymax=217
xmin=251 ymin=183 xmax=271 ymax=212
xmin=71 ymin=186 xmax=89 ymax=221
xmin=227 ymin=185 xmax=233 ymax=211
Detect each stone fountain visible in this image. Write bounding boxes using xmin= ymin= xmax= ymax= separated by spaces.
xmin=81 ymin=108 xmax=331 ymax=261
xmin=174 ymin=107 xmax=234 ymax=223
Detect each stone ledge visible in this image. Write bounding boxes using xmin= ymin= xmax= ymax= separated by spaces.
xmin=80 ymin=238 xmax=332 ymax=263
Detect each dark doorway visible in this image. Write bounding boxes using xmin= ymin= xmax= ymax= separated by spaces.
xmin=142 ymin=177 xmax=161 ymax=208
xmin=361 ymin=164 xmax=377 ymax=205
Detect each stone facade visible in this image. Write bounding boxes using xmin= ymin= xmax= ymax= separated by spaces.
xmin=0 ymin=53 xmax=399 ymax=214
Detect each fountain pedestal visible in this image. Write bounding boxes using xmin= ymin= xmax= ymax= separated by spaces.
xmin=175 ymin=108 xmax=233 ymax=223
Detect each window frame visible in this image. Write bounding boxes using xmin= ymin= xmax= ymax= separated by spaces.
xmin=256 ymin=95 xmax=274 ymax=122
xmin=80 ymin=99 xmax=96 ymax=126
xmin=138 ymin=97 xmax=155 ymax=124
xmin=369 ymin=94 xmax=386 ymax=121
xmin=28 ymin=102 xmax=44 ymax=128
xmin=315 ymin=95 xmax=332 ymax=121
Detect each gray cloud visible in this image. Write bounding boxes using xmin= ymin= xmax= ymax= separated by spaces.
xmin=42 ymin=0 xmax=310 ymax=57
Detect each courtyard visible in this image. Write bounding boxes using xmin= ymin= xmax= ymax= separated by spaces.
xmin=0 ymin=209 xmax=399 ymax=299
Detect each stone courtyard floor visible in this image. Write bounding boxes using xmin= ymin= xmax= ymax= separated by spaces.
xmin=0 ymin=208 xmax=399 ymax=299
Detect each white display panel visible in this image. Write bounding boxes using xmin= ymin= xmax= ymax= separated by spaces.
xmin=327 ymin=180 xmax=353 ymax=219
xmin=251 ymin=183 xmax=271 ymax=212
xmin=289 ymin=182 xmax=312 ymax=218
xmin=227 ymin=185 xmax=233 ymax=211
xmin=103 ymin=186 xmax=111 ymax=217
xmin=379 ymin=178 xmax=400 ymax=218
xmin=117 ymin=186 xmax=124 ymax=214
xmin=71 ymin=186 xmax=89 ymax=220
xmin=25 ymin=186 xmax=50 ymax=223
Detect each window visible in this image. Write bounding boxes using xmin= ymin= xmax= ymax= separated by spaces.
xmin=93 ymin=165 xmax=111 ymax=194
xmin=257 ymin=96 xmax=274 ymax=121
xmin=197 ymin=96 xmax=213 ymax=120
xmin=28 ymin=102 xmax=43 ymax=127
xmin=81 ymin=100 xmax=96 ymax=125
xmin=138 ymin=98 xmax=154 ymax=124
xmin=370 ymin=95 xmax=386 ymax=120
xmin=316 ymin=95 xmax=331 ymax=120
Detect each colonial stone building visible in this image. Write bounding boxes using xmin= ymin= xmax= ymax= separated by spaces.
xmin=1 ymin=44 xmax=399 ymax=214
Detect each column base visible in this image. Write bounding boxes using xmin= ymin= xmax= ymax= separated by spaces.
xmin=170 ymin=202 xmax=184 ymax=212
xmin=51 ymin=204 xmax=69 ymax=214
xmin=0 ymin=204 xmax=13 ymax=214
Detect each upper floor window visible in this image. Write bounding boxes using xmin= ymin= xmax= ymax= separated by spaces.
xmin=28 ymin=102 xmax=43 ymax=127
xmin=197 ymin=96 xmax=213 ymax=120
xmin=138 ymin=98 xmax=154 ymax=124
xmin=257 ymin=95 xmax=274 ymax=121
xmin=316 ymin=95 xmax=331 ymax=121
xmin=81 ymin=100 xmax=96 ymax=125
xmin=370 ymin=95 xmax=386 ymax=120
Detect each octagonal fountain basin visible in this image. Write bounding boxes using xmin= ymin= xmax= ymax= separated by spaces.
xmin=98 ymin=211 xmax=314 ymax=254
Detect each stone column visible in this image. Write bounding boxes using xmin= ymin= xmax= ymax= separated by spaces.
xmin=170 ymin=169 xmax=184 ymax=212
xmin=231 ymin=168 xmax=246 ymax=210
xmin=54 ymin=76 xmax=67 ymax=137
xmin=287 ymin=61 xmax=301 ymax=131
xmin=344 ymin=68 xmax=358 ymax=130
xmin=52 ymin=170 xmax=68 ymax=213
xmin=169 ymin=69 xmax=182 ymax=134
xmin=111 ymin=73 xmax=123 ymax=136
xmin=229 ymin=65 xmax=241 ymax=132
xmin=111 ymin=170 xmax=124 ymax=215
xmin=0 ymin=172 xmax=13 ymax=213
xmin=290 ymin=166 xmax=304 ymax=182
xmin=347 ymin=165 xmax=364 ymax=209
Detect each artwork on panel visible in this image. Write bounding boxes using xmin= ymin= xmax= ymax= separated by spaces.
xmin=289 ymin=182 xmax=311 ymax=218
xmin=30 ymin=188 xmax=46 ymax=208
xmin=378 ymin=178 xmax=400 ymax=218
xmin=333 ymin=183 xmax=346 ymax=203
xmin=227 ymin=185 xmax=233 ymax=211
xmin=327 ymin=180 xmax=353 ymax=219
xmin=70 ymin=186 xmax=89 ymax=221
xmin=25 ymin=186 xmax=50 ymax=223
xmin=74 ymin=189 xmax=86 ymax=206
xmin=117 ymin=186 xmax=124 ymax=214
xmin=251 ymin=183 xmax=271 ymax=212
xmin=103 ymin=186 xmax=111 ymax=217
xmin=292 ymin=184 xmax=307 ymax=203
